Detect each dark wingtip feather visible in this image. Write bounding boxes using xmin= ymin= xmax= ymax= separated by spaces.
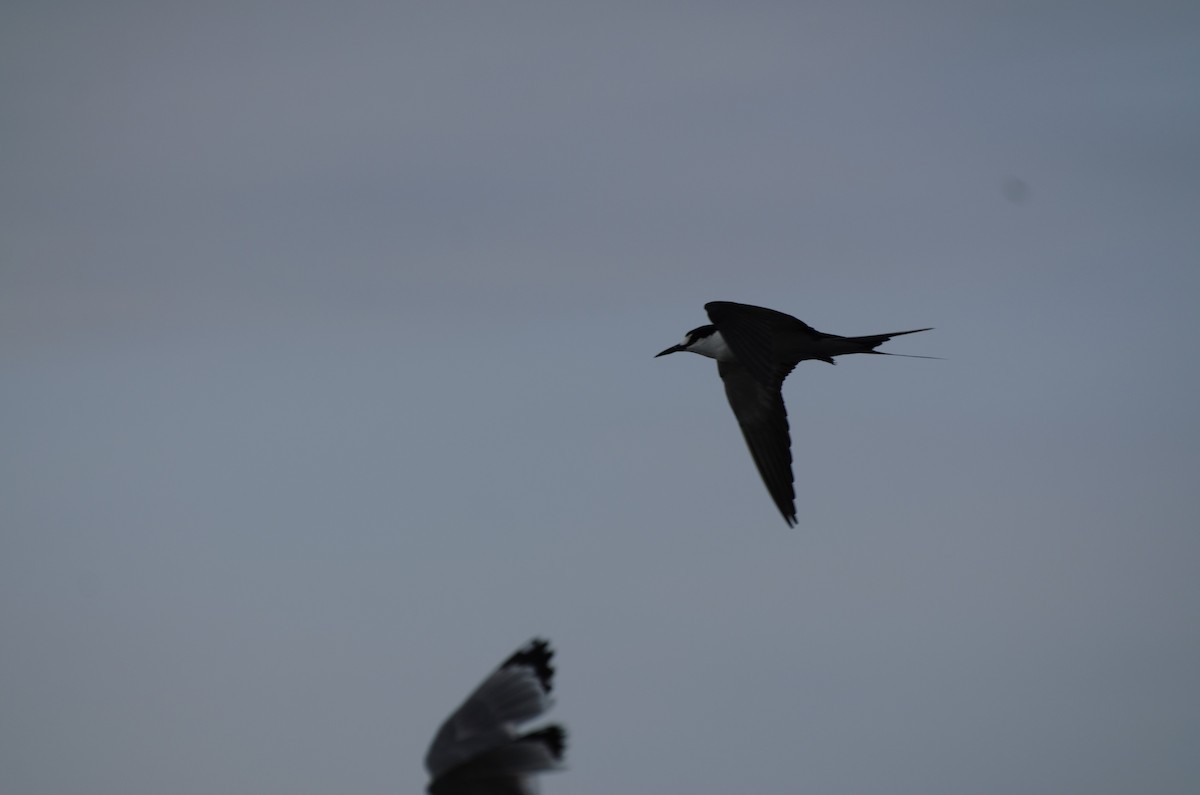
xmin=500 ymin=638 xmax=555 ymax=694
xmin=522 ymin=725 xmax=567 ymax=761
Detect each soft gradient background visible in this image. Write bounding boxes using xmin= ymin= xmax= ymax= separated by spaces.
xmin=4 ymin=2 xmax=1198 ymax=794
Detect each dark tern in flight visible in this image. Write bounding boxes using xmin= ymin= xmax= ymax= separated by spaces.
xmin=656 ymin=301 xmax=933 ymax=526
xmin=425 ymin=638 xmax=566 ymax=795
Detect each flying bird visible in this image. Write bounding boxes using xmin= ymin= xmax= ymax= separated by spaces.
xmin=425 ymin=639 xmax=566 ymax=795
xmin=656 ymin=301 xmax=933 ymax=526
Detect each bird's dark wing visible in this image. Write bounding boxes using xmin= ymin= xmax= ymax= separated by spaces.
xmin=425 ymin=640 xmax=556 ymax=780
xmin=705 ymin=301 xmax=819 ymax=387
xmin=428 ymin=726 xmax=566 ymax=795
xmin=717 ymin=359 xmax=797 ymax=527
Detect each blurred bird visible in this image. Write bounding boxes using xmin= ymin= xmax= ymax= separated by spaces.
xmin=425 ymin=639 xmax=566 ymax=795
xmin=656 ymin=301 xmax=934 ymax=526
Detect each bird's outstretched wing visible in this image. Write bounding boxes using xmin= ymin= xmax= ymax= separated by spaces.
xmin=425 ymin=639 xmax=565 ymax=795
xmin=718 ymin=359 xmax=798 ymax=527
xmin=428 ymin=727 xmax=565 ymax=795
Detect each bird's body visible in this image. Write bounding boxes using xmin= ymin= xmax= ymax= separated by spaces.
xmin=656 ymin=301 xmax=933 ymax=526
xmin=425 ymin=639 xmax=566 ymax=795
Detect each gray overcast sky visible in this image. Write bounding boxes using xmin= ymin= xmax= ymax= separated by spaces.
xmin=3 ymin=2 xmax=1199 ymax=793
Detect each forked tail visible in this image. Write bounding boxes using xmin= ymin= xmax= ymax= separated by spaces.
xmin=848 ymin=328 xmax=940 ymax=359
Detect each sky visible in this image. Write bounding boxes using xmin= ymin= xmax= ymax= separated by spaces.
xmin=3 ymin=2 xmax=1199 ymax=793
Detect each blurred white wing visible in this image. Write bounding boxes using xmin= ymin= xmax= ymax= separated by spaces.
xmin=425 ymin=639 xmax=566 ymax=795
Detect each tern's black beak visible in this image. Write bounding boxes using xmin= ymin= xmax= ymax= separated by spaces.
xmin=655 ymin=344 xmax=685 ymax=358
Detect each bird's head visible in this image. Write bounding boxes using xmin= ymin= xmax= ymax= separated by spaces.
xmin=655 ymin=325 xmax=718 ymax=357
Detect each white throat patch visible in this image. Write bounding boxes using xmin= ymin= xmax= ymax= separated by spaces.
xmin=685 ymin=330 xmax=734 ymax=361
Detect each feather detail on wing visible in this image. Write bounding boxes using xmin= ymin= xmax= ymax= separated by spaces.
xmin=717 ymin=360 xmax=798 ymax=526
